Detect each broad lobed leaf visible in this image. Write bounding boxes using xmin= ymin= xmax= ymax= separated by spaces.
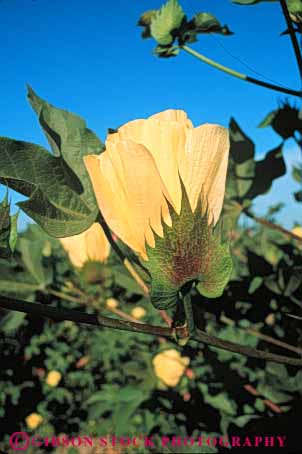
xmin=0 ymin=87 xmax=104 ymax=237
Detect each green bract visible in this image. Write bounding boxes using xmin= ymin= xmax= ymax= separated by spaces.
xmin=150 ymin=0 xmax=185 ymax=45
xmin=144 ymin=184 xmax=233 ymax=310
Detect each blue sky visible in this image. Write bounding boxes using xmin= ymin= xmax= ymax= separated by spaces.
xmin=0 ymin=0 xmax=301 ymax=228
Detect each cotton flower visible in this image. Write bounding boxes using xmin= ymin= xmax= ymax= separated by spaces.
xmin=25 ymin=413 xmax=43 ymax=430
xmin=106 ymin=298 xmax=119 ymax=309
xmin=292 ymin=226 xmax=302 ymax=238
xmin=153 ymin=349 xmax=190 ymax=387
xmin=131 ymin=306 xmax=146 ymax=320
xmin=84 ymin=110 xmax=231 ymax=308
xmin=60 ymin=222 xmax=110 ymax=268
xmin=46 ymin=370 xmax=62 ymax=387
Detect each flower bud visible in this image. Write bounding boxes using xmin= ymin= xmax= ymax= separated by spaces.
xmin=25 ymin=413 xmax=43 ymax=430
xmin=153 ymin=349 xmax=190 ymax=387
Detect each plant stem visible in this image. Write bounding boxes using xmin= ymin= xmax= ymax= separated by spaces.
xmin=107 ymin=306 xmax=142 ymax=324
xmin=123 ymin=258 xmax=149 ymax=295
xmin=220 ymin=314 xmax=302 ymax=356
xmin=1 ymin=295 xmax=302 ymax=366
xmin=245 ymin=210 xmax=302 ymax=242
xmin=181 ymin=45 xmax=302 ymax=98
xmin=48 ymin=289 xmax=82 ymax=304
xmin=279 ymin=0 xmax=302 ymax=82
xmin=97 ymin=213 xmax=149 ymax=295
xmin=182 ymin=292 xmax=195 ymax=336
xmin=243 ymin=384 xmax=283 ymax=414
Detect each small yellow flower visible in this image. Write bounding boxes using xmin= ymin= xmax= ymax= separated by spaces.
xmin=106 ymin=298 xmax=119 ymax=309
xmin=153 ymin=349 xmax=190 ymax=387
xmin=265 ymin=313 xmax=275 ymax=326
xmin=292 ymin=226 xmax=302 ymax=238
xmin=131 ymin=306 xmax=147 ymax=320
xmin=25 ymin=413 xmax=43 ymax=430
xmin=60 ymin=223 xmax=110 ymax=268
xmin=46 ymin=370 xmax=62 ymax=387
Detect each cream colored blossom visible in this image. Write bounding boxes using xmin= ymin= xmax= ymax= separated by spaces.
xmin=25 ymin=413 xmax=43 ymax=430
xmin=292 ymin=226 xmax=302 ymax=238
xmin=84 ymin=110 xmax=229 ymax=261
xmin=265 ymin=313 xmax=275 ymax=326
xmin=131 ymin=306 xmax=146 ymax=320
xmin=106 ymin=298 xmax=119 ymax=309
xmin=153 ymin=349 xmax=190 ymax=387
xmin=60 ymin=222 xmax=110 ymax=268
xmin=46 ymin=370 xmax=62 ymax=387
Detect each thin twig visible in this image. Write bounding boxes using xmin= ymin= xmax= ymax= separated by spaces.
xmin=123 ymin=258 xmax=149 ymax=295
xmin=97 ymin=213 xmax=149 ymax=295
xmin=1 ymin=295 xmax=302 ymax=366
xmin=108 ymin=306 xmax=143 ymax=324
xmin=244 ymin=384 xmax=283 ymax=414
xmin=220 ymin=315 xmax=302 ymax=356
xmin=51 ymin=288 xmax=145 ymax=324
xmin=159 ymin=310 xmax=173 ymax=327
xmin=279 ymin=0 xmax=302 ymax=82
xmin=245 ymin=210 xmax=302 ymax=242
xmin=181 ymin=45 xmax=302 ymax=98
xmin=48 ymin=289 xmax=82 ymax=304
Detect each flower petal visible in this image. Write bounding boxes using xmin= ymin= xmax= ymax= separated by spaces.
xmin=60 ymin=223 xmax=110 ymax=268
xmin=179 ymin=124 xmax=230 ymax=224
xmin=84 ymin=141 xmax=172 ymax=260
xmin=106 ymin=110 xmax=192 ymax=213
xmin=60 ymin=234 xmax=87 ymax=268
xmin=149 ymin=109 xmax=193 ymax=128
xmin=85 ymin=223 xmax=110 ymax=262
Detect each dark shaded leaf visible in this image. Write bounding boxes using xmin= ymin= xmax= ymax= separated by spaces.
xmin=245 ymin=145 xmax=286 ymax=199
xmin=258 ymin=103 xmax=302 ymax=139
xmin=294 ymin=190 xmax=302 ymax=202
xmin=192 ymin=13 xmax=233 ymax=35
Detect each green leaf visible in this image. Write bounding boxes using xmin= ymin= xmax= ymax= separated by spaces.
xmin=294 ymin=190 xmax=302 ymax=202
xmin=0 ymin=87 xmax=104 ymax=237
xmin=192 ymin=13 xmax=233 ymax=35
xmin=137 ymin=10 xmax=158 ymax=39
xmin=198 ymin=386 xmax=237 ymax=416
xmin=18 ymin=238 xmax=50 ymax=286
xmin=258 ymin=110 xmax=277 ymax=128
xmin=0 ymin=195 xmax=18 ymax=259
xmin=0 ymin=311 xmax=26 ymax=334
xmin=226 ymin=119 xmax=285 ymax=203
xmin=245 ymin=145 xmax=286 ymax=199
xmin=284 ymin=267 xmax=302 ymax=296
xmin=258 ymin=103 xmax=302 ymax=139
xmin=288 ymin=0 xmax=302 ymax=16
xmin=248 ymin=276 xmax=263 ymax=294
xmin=226 ymin=118 xmax=256 ymax=202
xmin=150 ymin=0 xmax=185 ymax=45
xmin=258 ymin=383 xmax=291 ymax=404
xmin=9 ymin=211 xmax=19 ymax=252
xmin=292 ymin=165 xmax=302 ymax=183
xmin=0 ymin=279 xmax=42 ymax=296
